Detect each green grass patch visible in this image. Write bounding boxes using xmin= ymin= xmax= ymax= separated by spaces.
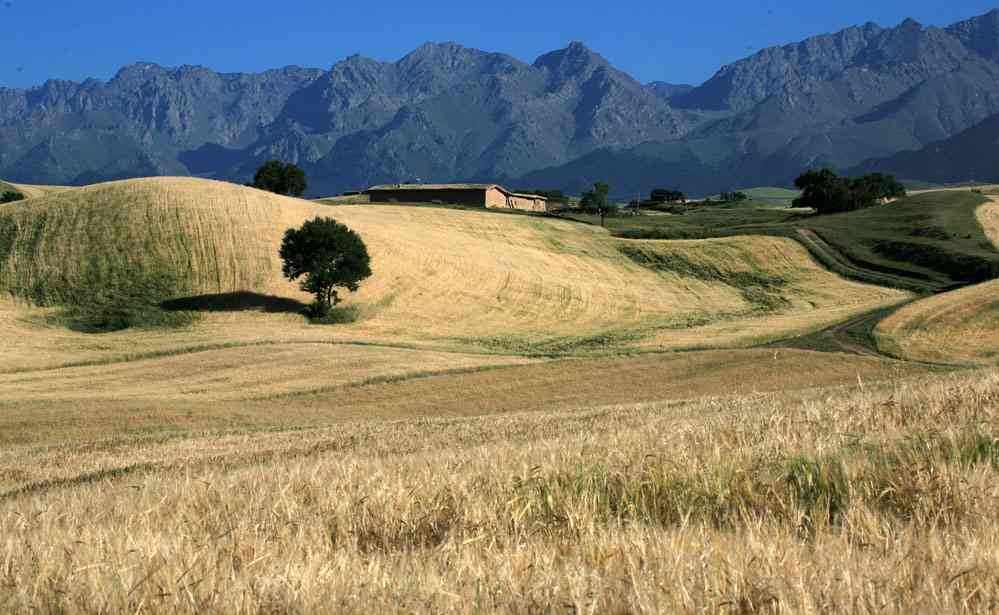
xmin=619 ymin=245 xmax=790 ymax=311
xmin=308 ymin=304 xmax=361 ymax=325
xmin=464 ymin=330 xmax=646 ymax=356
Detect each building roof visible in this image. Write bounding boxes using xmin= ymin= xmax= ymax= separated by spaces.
xmin=367 ymin=183 xmax=547 ymax=200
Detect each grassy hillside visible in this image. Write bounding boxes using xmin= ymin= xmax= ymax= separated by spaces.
xmin=797 ymin=191 xmax=999 ymax=290
xmin=979 ymin=197 xmax=999 ymax=246
xmin=873 ymin=196 xmax=999 ymax=365
xmin=877 ymin=279 xmax=999 ymax=365
xmin=0 ymin=177 xmax=905 ymax=358
xmin=592 ymin=190 xmax=999 ymax=292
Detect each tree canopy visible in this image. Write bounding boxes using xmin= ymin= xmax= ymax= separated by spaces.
xmin=253 ymin=160 xmax=308 ymax=197
xmin=279 ymin=217 xmax=372 ymax=317
xmin=650 ymin=188 xmax=685 ymax=204
xmin=1 ymin=191 xmax=25 ymax=204
xmin=794 ymin=169 xmax=906 ymax=215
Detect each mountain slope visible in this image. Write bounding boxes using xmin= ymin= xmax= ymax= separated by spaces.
xmin=3 ymin=11 xmax=999 ymax=194
xmin=851 ymin=112 xmax=999 ymax=182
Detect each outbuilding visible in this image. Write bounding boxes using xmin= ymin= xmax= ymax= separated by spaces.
xmin=366 ymin=183 xmax=548 ymax=213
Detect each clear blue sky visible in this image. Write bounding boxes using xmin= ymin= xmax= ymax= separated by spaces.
xmin=2 ymin=1 xmax=996 ymax=89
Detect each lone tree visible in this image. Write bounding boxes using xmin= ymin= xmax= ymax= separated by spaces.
xmin=280 ymin=217 xmax=372 ymax=317
xmin=581 ymin=181 xmax=613 ymax=225
xmin=253 ymin=160 xmax=308 ymax=197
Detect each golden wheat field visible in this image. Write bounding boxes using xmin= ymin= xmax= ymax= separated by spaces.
xmin=0 ymin=177 xmax=907 ymax=372
xmin=2 ymin=369 xmax=997 ymax=613
xmin=1 ymin=177 xmax=996 ymax=613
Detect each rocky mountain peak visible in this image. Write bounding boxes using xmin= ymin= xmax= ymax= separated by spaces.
xmin=947 ymin=8 xmax=999 ymax=60
xmin=533 ymin=41 xmax=609 ymax=75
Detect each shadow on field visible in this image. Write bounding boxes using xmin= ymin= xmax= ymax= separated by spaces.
xmin=161 ymin=292 xmax=307 ymax=314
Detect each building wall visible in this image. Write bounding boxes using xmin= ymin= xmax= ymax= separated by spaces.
xmin=485 ymin=188 xmax=548 ymax=213
xmin=369 ymin=187 xmax=547 ymax=212
xmin=369 ymin=188 xmax=486 ymax=206
xmin=484 ymin=187 xmax=508 ymax=209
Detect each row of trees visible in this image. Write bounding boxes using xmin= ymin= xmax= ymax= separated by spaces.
xmin=793 ymin=169 xmax=906 ymax=214
xmin=650 ymin=188 xmax=687 ymax=204
xmin=718 ymin=191 xmax=748 ymax=203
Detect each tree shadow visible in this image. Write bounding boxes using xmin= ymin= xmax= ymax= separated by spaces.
xmin=161 ymin=292 xmax=307 ymax=314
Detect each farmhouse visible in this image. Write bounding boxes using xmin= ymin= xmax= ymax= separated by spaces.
xmin=367 ymin=183 xmax=549 ymax=213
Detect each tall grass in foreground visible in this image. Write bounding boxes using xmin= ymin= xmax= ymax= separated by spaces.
xmin=2 ymin=371 xmax=998 ymax=613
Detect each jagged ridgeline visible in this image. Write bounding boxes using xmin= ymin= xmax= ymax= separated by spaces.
xmin=0 ymin=178 xmax=302 ymax=329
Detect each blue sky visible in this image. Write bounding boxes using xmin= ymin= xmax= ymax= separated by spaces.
xmin=1 ymin=1 xmax=996 ymax=89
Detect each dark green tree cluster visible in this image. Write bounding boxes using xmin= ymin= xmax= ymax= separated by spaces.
xmin=718 ymin=191 xmax=748 ymax=203
xmin=252 ymin=160 xmax=308 ymax=197
xmin=650 ymin=188 xmax=686 ymax=204
xmin=793 ymin=169 xmax=906 ymax=215
xmin=280 ymin=217 xmax=372 ymax=318
xmin=1 ymin=191 xmax=25 ymax=204
xmin=516 ymin=188 xmax=567 ymax=205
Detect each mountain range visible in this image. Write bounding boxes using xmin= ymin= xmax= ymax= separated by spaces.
xmin=3 ymin=9 xmax=999 ymax=197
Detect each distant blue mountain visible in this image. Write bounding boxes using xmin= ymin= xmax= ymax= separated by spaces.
xmin=3 ymin=10 xmax=999 ymax=196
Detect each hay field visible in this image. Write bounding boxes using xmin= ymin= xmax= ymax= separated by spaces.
xmin=2 ymin=367 xmax=996 ymax=612
xmin=0 ymin=177 xmax=907 ymax=376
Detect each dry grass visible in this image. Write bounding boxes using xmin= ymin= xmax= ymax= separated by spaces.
xmin=977 ymin=197 xmax=999 ymax=248
xmin=1 ymin=369 xmax=996 ymax=613
xmin=0 ymin=177 xmax=908 ymax=372
xmin=876 ymin=279 xmax=999 ymax=366
xmin=3 ymin=177 xmax=982 ymax=612
xmin=0 ymin=347 xmax=933 ymax=450
xmin=0 ymin=180 xmax=71 ymax=200
xmin=872 ymin=196 xmax=999 ymax=366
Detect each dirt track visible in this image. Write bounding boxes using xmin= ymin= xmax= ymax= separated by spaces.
xmin=794 ymin=228 xmax=927 ymax=290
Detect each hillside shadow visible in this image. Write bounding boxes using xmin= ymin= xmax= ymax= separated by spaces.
xmin=161 ymin=292 xmax=307 ymax=314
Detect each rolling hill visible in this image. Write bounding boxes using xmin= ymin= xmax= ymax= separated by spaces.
xmin=873 ymin=194 xmax=999 ymax=365
xmin=2 ymin=180 xmax=988 ymax=613
xmin=0 ymin=176 xmax=907 ymax=374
